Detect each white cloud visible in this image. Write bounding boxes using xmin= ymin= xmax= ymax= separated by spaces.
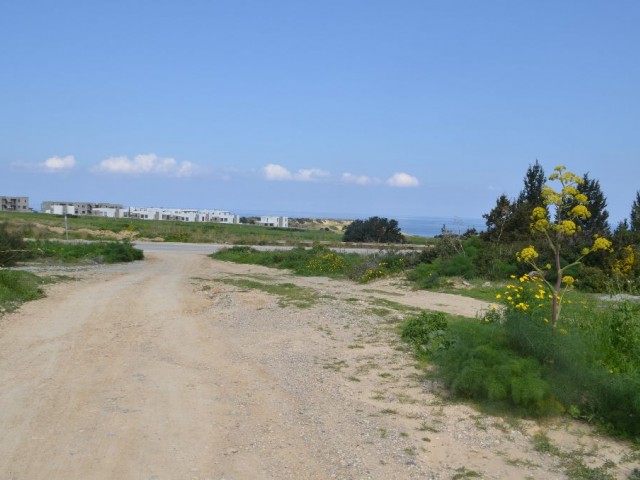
xmin=264 ymin=163 xmax=294 ymax=180
xmin=263 ymin=164 xmax=329 ymax=182
xmin=341 ymin=172 xmax=381 ymax=185
xmin=386 ymin=172 xmax=420 ymax=187
xmin=97 ymin=153 xmax=199 ymax=177
xmin=41 ymin=155 xmax=76 ymax=171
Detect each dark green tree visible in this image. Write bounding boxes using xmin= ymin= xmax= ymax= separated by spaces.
xmin=575 ymin=173 xmax=610 ymax=238
xmin=517 ymin=160 xmax=546 ymax=206
xmin=343 ymin=216 xmax=405 ymax=243
xmin=482 ymin=194 xmax=515 ymax=243
xmin=509 ymin=161 xmax=547 ymax=239
xmin=631 ymin=191 xmax=640 ymax=234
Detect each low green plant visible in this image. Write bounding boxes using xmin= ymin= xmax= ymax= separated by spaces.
xmin=220 ymin=278 xmax=320 ymax=308
xmin=0 ymin=222 xmax=30 ymax=266
xmin=401 ymin=311 xmax=449 ymax=357
xmin=31 ymin=240 xmax=143 ymax=263
xmin=0 ymin=270 xmax=47 ymax=314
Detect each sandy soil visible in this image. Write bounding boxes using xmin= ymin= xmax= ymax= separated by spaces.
xmin=0 ymin=253 xmax=637 ymax=479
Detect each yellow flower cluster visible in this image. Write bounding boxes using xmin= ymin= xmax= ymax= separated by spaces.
xmin=570 ymin=205 xmax=591 ymax=220
xmin=592 ymin=236 xmax=613 ymax=252
xmin=306 ymin=252 xmax=346 ymax=274
xmin=555 ymin=219 xmax=577 ymax=236
xmin=561 ymin=275 xmax=575 ymax=286
xmin=360 ymin=268 xmax=386 ymax=283
xmin=531 ymin=207 xmax=547 ymax=220
xmin=496 ymin=274 xmax=549 ymax=313
xmin=612 ymin=245 xmax=635 ymax=276
xmin=517 ymin=246 xmax=539 ymax=263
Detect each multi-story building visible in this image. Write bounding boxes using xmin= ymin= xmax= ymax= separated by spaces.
xmin=0 ymin=196 xmax=29 ymax=212
xmin=259 ymin=216 xmax=289 ymax=228
xmin=41 ymin=201 xmax=123 ymax=216
xmin=125 ymin=207 xmax=240 ymax=224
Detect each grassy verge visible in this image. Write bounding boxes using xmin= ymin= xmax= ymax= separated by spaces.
xmin=212 ymin=245 xmax=419 ymax=283
xmin=400 ymin=302 xmax=640 ymax=440
xmin=0 ymin=270 xmax=48 ymax=315
xmin=1 ymin=211 xmax=432 ymax=246
xmin=31 ymin=240 xmax=144 ymax=264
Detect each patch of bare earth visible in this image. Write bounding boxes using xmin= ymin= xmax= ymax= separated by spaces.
xmin=0 ymin=253 xmax=636 ymax=479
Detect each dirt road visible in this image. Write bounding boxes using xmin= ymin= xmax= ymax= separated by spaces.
xmin=0 ymin=253 xmax=635 ymax=479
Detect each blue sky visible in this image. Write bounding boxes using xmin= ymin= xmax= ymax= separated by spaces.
xmin=2 ymin=1 xmax=639 ymax=223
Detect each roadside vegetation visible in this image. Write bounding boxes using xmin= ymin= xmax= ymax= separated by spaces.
xmin=211 ymin=163 xmax=640 ymax=445
xmin=0 ymin=270 xmax=48 ymax=315
xmin=212 ymin=244 xmax=417 ymax=283
xmin=1 ymin=221 xmax=144 ymax=315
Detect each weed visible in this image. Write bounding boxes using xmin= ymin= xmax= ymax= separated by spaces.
xmin=532 ymin=432 xmax=562 ymax=456
xmin=452 ymin=466 xmax=481 ymax=479
xmin=323 ymin=359 xmax=348 ymax=372
xmin=220 ymin=278 xmax=319 ymax=308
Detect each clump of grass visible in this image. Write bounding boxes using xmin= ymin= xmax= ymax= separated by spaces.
xmin=31 ymin=240 xmax=143 ymax=263
xmin=0 ymin=270 xmax=47 ymax=314
xmin=220 ymin=278 xmax=320 ymax=308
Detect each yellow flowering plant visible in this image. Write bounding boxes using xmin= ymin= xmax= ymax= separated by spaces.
xmin=516 ymin=166 xmax=612 ymax=331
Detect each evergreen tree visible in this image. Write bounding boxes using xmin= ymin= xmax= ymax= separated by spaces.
xmin=510 ymin=161 xmax=547 ymax=239
xmin=631 ymin=191 xmax=640 ymax=234
xmin=575 ymin=173 xmax=611 ymax=238
xmin=517 ymin=160 xmax=546 ymax=206
xmin=343 ymin=216 xmax=405 ymax=243
xmin=482 ymin=194 xmax=515 ymax=243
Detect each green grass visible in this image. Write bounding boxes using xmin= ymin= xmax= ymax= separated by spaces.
xmin=401 ymin=302 xmax=640 ymax=438
xmin=219 ymin=278 xmax=320 ymax=308
xmin=30 ymin=240 xmax=144 ymax=264
xmin=0 ymin=270 xmax=48 ymax=314
xmin=1 ymin=211 xmax=344 ymax=245
xmin=212 ymin=245 xmax=418 ymax=283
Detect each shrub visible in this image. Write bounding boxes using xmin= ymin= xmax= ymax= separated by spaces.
xmin=432 ymin=320 xmax=559 ymax=416
xmin=406 ymin=262 xmax=442 ymax=289
xmin=343 ymin=216 xmax=405 ymax=243
xmin=32 ymin=240 xmax=143 ymax=263
xmin=504 ymin=311 xmax=640 ymax=436
xmin=0 ymin=222 xmax=29 ymax=266
xmin=401 ymin=311 xmax=449 ymax=357
xmin=438 ymin=253 xmax=477 ymax=279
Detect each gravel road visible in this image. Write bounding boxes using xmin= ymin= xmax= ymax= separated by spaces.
xmin=0 ymin=252 xmax=636 ymax=479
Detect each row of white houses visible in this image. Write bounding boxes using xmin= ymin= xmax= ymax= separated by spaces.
xmin=41 ymin=201 xmax=288 ymax=228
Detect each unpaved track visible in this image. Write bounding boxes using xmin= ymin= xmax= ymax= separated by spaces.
xmin=1 ymin=253 xmax=635 ymax=479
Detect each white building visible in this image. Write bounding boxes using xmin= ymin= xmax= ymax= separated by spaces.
xmin=259 ymin=216 xmax=289 ymax=228
xmin=92 ymin=207 xmax=123 ymax=218
xmin=124 ymin=207 xmax=240 ymax=224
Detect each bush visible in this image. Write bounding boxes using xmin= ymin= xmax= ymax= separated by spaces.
xmin=343 ymin=216 xmax=405 ymax=243
xmin=401 ymin=311 xmax=449 ymax=357
xmin=504 ymin=311 xmax=640 ymax=436
xmin=0 ymin=222 xmax=29 ymax=266
xmin=32 ymin=240 xmax=143 ymax=263
xmin=406 ymin=262 xmax=442 ymax=289
xmin=432 ymin=320 xmax=559 ymax=416
xmin=438 ymin=253 xmax=477 ymax=279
